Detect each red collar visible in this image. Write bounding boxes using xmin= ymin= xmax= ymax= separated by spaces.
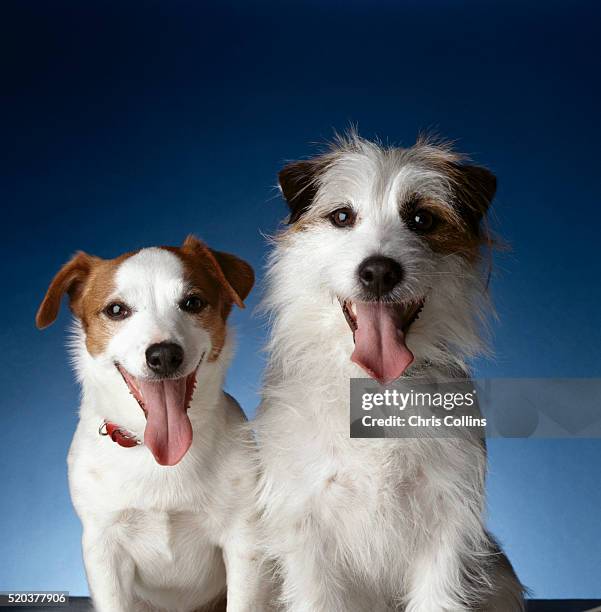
xmin=99 ymin=420 xmax=141 ymax=448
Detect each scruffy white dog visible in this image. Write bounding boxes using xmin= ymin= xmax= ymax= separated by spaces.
xmin=37 ymin=236 xmax=269 ymax=612
xmin=255 ymin=134 xmax=525 ymax=611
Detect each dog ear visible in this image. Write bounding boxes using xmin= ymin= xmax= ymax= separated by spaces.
xmin=181 ymin=235 xmax=254 ymax=309
xmin=278 ymin=160 xmax=321 ymax=224
xmin=453 ymin=164 xmax=497 ymax=234
xmin=36 ymin=252 xmax=94 ymax=329
xmin=210 ymin=250 xmax=255 ymax=306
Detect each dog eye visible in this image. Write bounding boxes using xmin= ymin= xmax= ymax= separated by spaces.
xmin=329 ymin=207 xmax=356 ymax=228
xmin=407 ymin=209 xmax=436 ymax=233
xmin=104 ymin=302 xmax=131 ymax=320
xmin=179 ymin=295 xmax=207 ymax=313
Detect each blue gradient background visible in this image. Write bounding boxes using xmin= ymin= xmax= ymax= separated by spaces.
xmin=2 ymin=0 xmax=600 ymax=599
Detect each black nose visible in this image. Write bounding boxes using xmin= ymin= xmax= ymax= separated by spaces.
xmin=357 ymin=256 xmax=404 ymax=298
xmin=145 ymin=342 xmax=184 ymax=377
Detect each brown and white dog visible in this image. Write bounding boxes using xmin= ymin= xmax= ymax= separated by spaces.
xmin=255 ymin=133 xmax=525 ymax=611
xmin=37 ymin=236 xmax=269 ymax=612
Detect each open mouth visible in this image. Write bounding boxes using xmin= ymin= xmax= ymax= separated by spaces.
xmin=340 ymin=298 xmax=425 ymax=384
xmin=115 ymin=355 xmax=203 ymax=466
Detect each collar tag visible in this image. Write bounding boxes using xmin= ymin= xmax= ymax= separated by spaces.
xmin=99 ymin=420 xmax=142 ymax=448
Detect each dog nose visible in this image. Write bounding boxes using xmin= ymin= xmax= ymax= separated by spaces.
xmin=358 ymin=256 xmax=404 ymax=297
xmin=145 ymin=342 xmax=184 ymax=376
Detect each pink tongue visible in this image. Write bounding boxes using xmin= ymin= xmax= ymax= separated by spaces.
xmin=137 ymin=377 xmax=193 ymax=466
xmin=351 ymin=302 xmax=414 ymax=384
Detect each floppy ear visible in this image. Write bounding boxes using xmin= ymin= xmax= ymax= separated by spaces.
xmin=278 ymin=160 xmax=321 ymax=224
xmin=181 ymin=235 xmax=254 ymax=309
xmin=210 ymin=250 xmax=255 ymax=306
xmin=36 ymin=252 xmax=94 ymax=329
xmin=453 ymin=164 xmax=497 ymax=234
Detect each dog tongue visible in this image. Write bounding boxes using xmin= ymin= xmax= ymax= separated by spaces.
xmin=137 ymin=377 xmax=193 ymax=466
xmin=351 ymin=302 xmax=414 ymax=384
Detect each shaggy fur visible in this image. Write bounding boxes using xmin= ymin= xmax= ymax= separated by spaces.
xmin=255 ymin=133 xmax=525 ymax=611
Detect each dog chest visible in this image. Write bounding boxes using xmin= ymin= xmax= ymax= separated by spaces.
xmin=118 ymin=508 xmax=226 ymax=600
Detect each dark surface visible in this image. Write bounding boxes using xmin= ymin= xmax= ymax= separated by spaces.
xmin=1 ymin=598 xmax=92 ymax=612
xmin=528 ymin=602 xmax=601 ymax=612
xmin=3 ymin=599 xmax=601 ymax=612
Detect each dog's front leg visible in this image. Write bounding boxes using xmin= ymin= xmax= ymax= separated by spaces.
xmin=278 ymin=544 xmax=362 ymax=612
xmin=403 ymin=541 xmax=472 ymax=612
xmin=223 ymin=527 xmax=273 ymax=612
xmin=82 ymin=526 xmax=135 ymax=612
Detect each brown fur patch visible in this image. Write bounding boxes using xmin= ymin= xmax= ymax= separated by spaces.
xmin=402 ymin=196 xmax=488 ymax=262
xmin=401 ymin=138 xmax=497 ymax=258
xmin=36 ymin=250 xmax=138 ymax=355
xmin=76 ymin=254 xmax=137 ymax=355
xmin=166 ymin=236 xmax=254 ymax=362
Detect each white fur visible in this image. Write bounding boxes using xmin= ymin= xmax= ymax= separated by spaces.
xmin=255 ymin=135 xmax=525 ymax=611
xmin=66 ymin=248 xmax=269 ymax=612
